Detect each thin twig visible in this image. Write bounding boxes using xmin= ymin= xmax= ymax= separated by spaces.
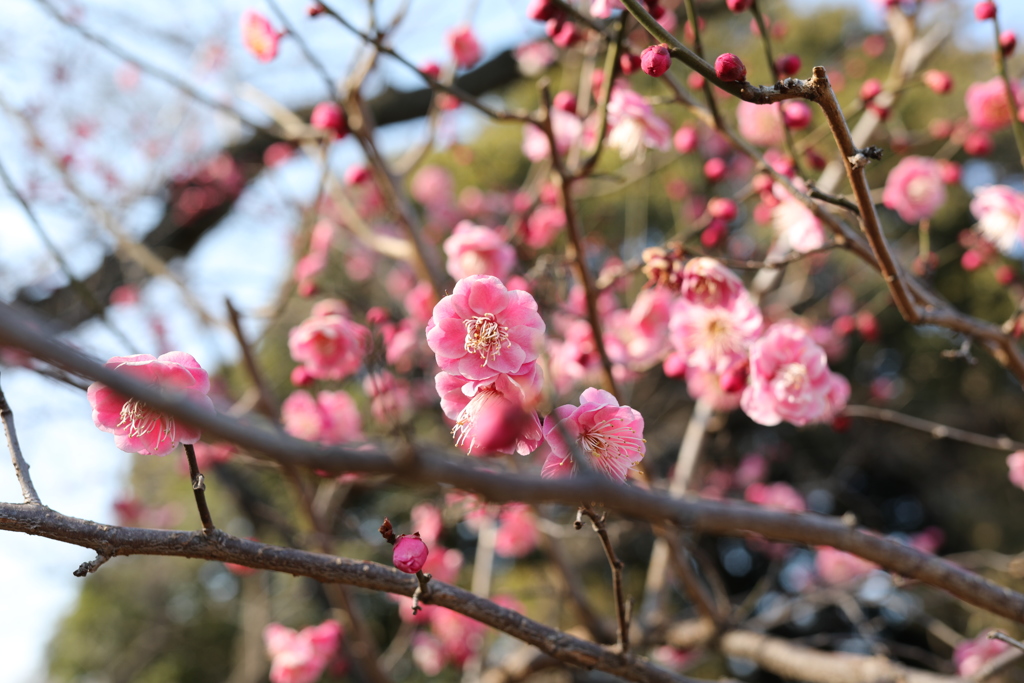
xmin=843 ymin=405 xmax=1024 ymax=452
xmin=225 ymin=299 xmax=279 ymax=420
xmin=0 ymin=373 xmax=42 ymax=505
xmin=579 ymin=506 xmax=630 ymax=654
xmin=183 ymin=444 xmax=215 ymax=532
xmin=990 ymin=13 xmax=1024 ymax=172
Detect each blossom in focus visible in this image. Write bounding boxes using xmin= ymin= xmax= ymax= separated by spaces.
xmin=426 ymin=275 xmax=545 ymax=380
xmin=815 ymin=546 xmax=878 ymax=585
xmin=263 ymin=620 xmax=344 ymax=683
xmin=740 ymin=322 xmax=851 ymax=427
xmin=542 ymin=388 xmax=645 ymax=481
xmin=641 ymin=44 xmax=671 ymax=77
xmin=521 ymin=109 xmax=583 ymax=162
xmin=954 ymin=632 xmax=1010 ymax=678
xmin=240 ymin=10 xmax=282 ymax=63
xmin=970 ymin=185 xmax=1024 ymax=253
xmin=965 ymin=77 xmax=1024 ymax=132
xmin=442 ymin=221 xmax=517 ymax=281
xmin=393 ymin=534 xmax=429 ymax=573
xmin=281 ymin=390 xmax=363 ymax=445
xmin=87 ymin=352 xmax=214 ymax=456
xmin=447 ymin=25 xmax=482 ymax=69
xmin=669 ymin=288 xmax=763 ymax=374
xmin=288 ymin=300 xmax=370 ymax=381
xmin=882 ymin=156 xmax=947 ymax=223
xmin=606 ymin=83 xmax=672 ymax=161
xmin=435 ymin=366 xmax=544 ymax=455
xmin=736 ymin=101 xmax=783 ymax=147
xmin=772 ymin=195 xmax=825 ymax=253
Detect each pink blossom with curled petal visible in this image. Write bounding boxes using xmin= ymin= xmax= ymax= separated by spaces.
xmin=882 ymin=156 xmax=947 ymax=223
xmin=522 ymin=109 xmax=583 ymax=163
xmin=740 ymin=322 xmax=851 ymax=427
xmin=435 ymin=365 xmax=543 ymax=455
xmin=263 ymin=620 xmax=343 ymax=683
xmin=426 ymin=275 xmax=545 ymax=381
xmin=954 ymin=633 xmax=1010 ymax=678
xmin=87 ymin=352 xmax=214 ymax=456
xmin=736 ymin=100 xmax=783 ymax=147
xmin=668 ymin=289 xmax=763 ymax=375
xmin=281 ymin=390 xmax=363 ymax=445
xmin=606 ymin=83 xmax=672 ymax=161
xmin=240 ymin=10 xmax=282 ymax=63
xmin=442 ymin=221 xmax=517 ymax=281
xmin=604 ymin=286 xmax=674 ymax=370
xmin=772 ymin=195 xmax=825 ymax=253
xmin=495 ymin=504 xmax=538 ymax=558
xmin=542 ymin=388 xmax=645 ymax=482
xmin=965 ymin=77 xmax=1024 ymax=132
xmin=288 ymin=301 xmax=369 ymax=381
xmin=815 ymin=546 xmax=878 ymax=585
xmin=1008 ymin=451 xmax=1024 ymax=489
xmin=970 ymin=185 xmax=1024 ymax=253
xmin=447 ymin=25 xmax=482 ymax=69
xmin=681 ymin=257 xmax=746 ymax=307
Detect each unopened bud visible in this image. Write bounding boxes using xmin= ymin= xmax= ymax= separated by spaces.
xmin=641 ymin=44 xmax=671 ymax=77
xmin=714 ymin=53 xmax=747 ymax=82
xmin=393 ymin=534 xmax=429 ymax=574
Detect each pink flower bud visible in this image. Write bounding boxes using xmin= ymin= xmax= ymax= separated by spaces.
xmin=859 ymin=78 xmax=882 ymax=102
xmin=726 ymin=0 xmax=753 ymax=11
xmin=447 ymin=25 xmax=482 ymax=69
xmin=775 ymin=54 xmax=801 ymax=77
xmin=719 ymin=359 xmax=749 ymax=393
xmin=782 ymin=100 xmax=812 ymax=129
xmin=939 ymin=160 xmax=961 ymax=184
xmin=714 ymin=53 xmax=747 ymax=82
xmin=526 ymin=0 xmax=559 ymax=21
xmin=546 ymin=17 xmax=580 ymax=48
xmin=344 ymin=165 xmax=370 ymax=185
xmin=620 ymin=53 xmax=642 ymax=75
xmin=552 ymin=90 xmax=577 ymax=112
xmin=996 ymin=265 xmax=1015 ymax=285
xmin=703 ymin=157 xmax=727 ymax=182
xmin=393 ymin=534 xmax=429 ymax=573
xmin=707 ymin=197 xmax=738 ymax=221
xmin=752 ymin=172 xmax=773 ymax=193
xmin=974 ymin=1 xmax=996 ymax=20
xmin=964 ymin=130 xmax=993 ymax=156
xmin=921 ymin=70 xmax=952 ymax=94
xmin=263 ymin=142 xmax=294 ymax=168
xmin=673 ymin=125 xmax=698 ymax=153
xmin=1001 ymin=30 xmax=1016 ymax=56
xmin=700 ymin=218 xmax=728 ymax=247
xmin=308 ymin=3 xmax=326 ymax=16
xmin=641 ymin=44 xmax=671 ymax=77
xmin=961 ymin=249 xmax=985 ymax=271
xmin=855 ymin=311 xmax=880 ymax=342
xmin=470 ymin=398 xmax=534 ymax=453
xmin=419 ymin=61 xmax=441 ymax=79
xmin=310 ymin=102 xmax=347 ymax=138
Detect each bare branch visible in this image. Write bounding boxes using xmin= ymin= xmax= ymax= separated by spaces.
xmin=843 ymin=405 xmax=1024 ymax=452
xmin=0 ymin=372 xmax=42 ymax=506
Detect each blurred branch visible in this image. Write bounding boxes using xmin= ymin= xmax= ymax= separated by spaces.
xmin=4 ymin=301 xmax=1024 ymax=625
xmin=579 ymin=506 xmax=630 ymax=653
xmin=843 ymin=405 xmax=1024 ymax=452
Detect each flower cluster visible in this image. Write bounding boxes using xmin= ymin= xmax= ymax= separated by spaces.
xmin=263 ymin=620 xmax=345 ymax=683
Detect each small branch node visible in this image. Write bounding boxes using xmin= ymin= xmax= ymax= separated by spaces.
xmin=73 ymin=552 xmax=111 ymax=577
xmin=411 ymin=570 xmax=432 ymax=615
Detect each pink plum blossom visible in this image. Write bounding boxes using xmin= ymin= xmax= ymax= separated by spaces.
xmin=447 ymin=25 xmax=482 ymax=69
xmin=970 ymin=185 xmax=1024 ymax=253
xmin=669 ymin=288 xmax=763 ymax=374
xmin=772 ymin=195 xmax=825 ymax=253
xmin=954 ymin=633 xmax=1010 ymax=678
xmin=263 ymin=620 xmax=343 ymax=683
xmin=606 ymin=83 xmax=672 ymax=161
xmin=288 ymin=300 xmax=370 ymax=381
xmin=524 ymin=204 xmax=566 ymax=248
xmin=435 ymin=365 xmax=543 ymax=455
xmin=442 ymin=221 xmax=517 ymax=281
xmin=681 ymin=257 xmax=746 ymax=307
xmin=604 ymin=286 xmax=674 ymax=369
xmin=1008 ymin=451 xmax=1024 ymax=489
xmin=736 ymin=100 xmax=783 ymax=147
xmin=363 ymin=371 xmax=414 ymax=423
xmin=590 ymin=0 xmax=623 ymax=17
xmin=547 ymin=318 xmax=604 ymax=393
xmin=429 ymin=607 xmax=486 ymax=668
xmin=522 ymin=109 xmax=583 ymax=163
xmin=965 ymin=77 xmax=1024 ymax=132
xmin=495 ymin=504 xmax=538 ymax=558
xmin=740 ymin=322 xmax=851 ymax=427
xmin=426 ymin=275 xmax=545 ymax=380
xmin=281 ymin=390 xmax=363 ymax=444
xmin=393 ymin=534 xmax=429 ymax=573
xmin=744 ymin=481 xmax=806 ymax=512
xmin=87 ymin=352 xmax=214 ymax=456
xmin=240 ymin=10 xmax=282 ymax=63
xmin=815 ymin=546 xmax=878 ymax=585
xmin=542 ymin=388 xmax=645 ymax=481
xmin=882 ymin=156 xmax=947 ymax=223
xmin=685 ymin=363 xmax=748 ymax=411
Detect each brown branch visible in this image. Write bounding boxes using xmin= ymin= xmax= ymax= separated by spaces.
xmin=5 ymin=301 xmax=1024 ymax=624
xmin=580 ymin=506 xmax=630 ymax=653
xmin=0 ymin=503 xmax=693 ymax=683
xmin=183 ymin=444 xmax=215 ymax=532
xmin=843 ymin=405 xmax=1024 ymax=452
xmin=0 ymin=372 xmax=42 ymax=506
xmin=224 ymin=298 xmax=279 ymax=420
